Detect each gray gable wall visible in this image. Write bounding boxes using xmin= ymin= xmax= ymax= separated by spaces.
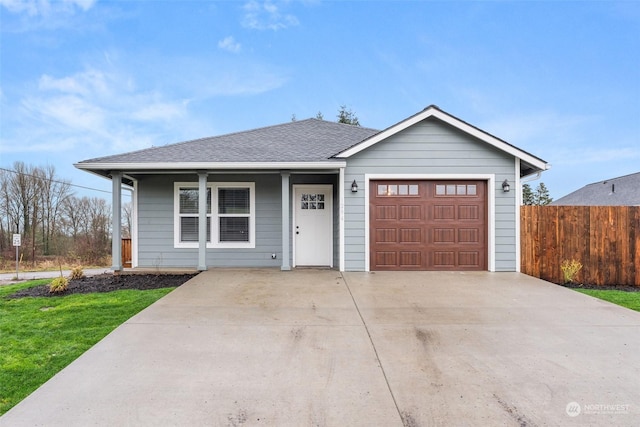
xmin=342 ymin=117 xmax=518 ymax=272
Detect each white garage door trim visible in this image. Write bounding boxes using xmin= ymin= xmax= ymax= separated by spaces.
xmin=364 ymin=174 xmax=496 ymax=272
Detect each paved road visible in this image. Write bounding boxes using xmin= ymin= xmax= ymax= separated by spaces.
xmin=0 ymin=268 xmax=111 ymax=285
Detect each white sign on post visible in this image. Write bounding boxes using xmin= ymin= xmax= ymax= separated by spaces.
xmin=13 ymin=234 xmax=21 ymax=279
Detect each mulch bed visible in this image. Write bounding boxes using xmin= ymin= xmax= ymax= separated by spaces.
xmin=8 ymin=274 xmax=197 ymax=299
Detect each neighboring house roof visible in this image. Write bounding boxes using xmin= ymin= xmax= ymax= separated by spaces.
xmin=551 ymin=172 xmax=640 ymax=206
xmin=335 ymin=105 xmax=549 ymax=177
xmin=75 ymin=105 xmax=549 ymax=181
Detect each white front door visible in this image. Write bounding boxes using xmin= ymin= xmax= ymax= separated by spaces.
xmin=293 ymin=185 xmax=333 ymax=267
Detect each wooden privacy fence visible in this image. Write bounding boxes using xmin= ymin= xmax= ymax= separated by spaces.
xmin=121 ymin=238 xmax=132 ymax=268
xmin=521 ymin=206 xmax=640 ymax=286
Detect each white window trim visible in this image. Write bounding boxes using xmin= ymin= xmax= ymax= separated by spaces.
xmin=212 ymin=182 xmax=256 ymax=249
xmin=173 ymin=182 xmax=256 ymax=249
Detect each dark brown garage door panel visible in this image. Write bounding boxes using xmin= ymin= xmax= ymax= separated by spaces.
xmin=370 ymin=180 xmax=487 ymax=271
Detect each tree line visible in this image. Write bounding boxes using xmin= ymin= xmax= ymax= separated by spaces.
xmin=522 ymin=182 xmax=553 ymax=206
xmin=0 ymin=162 xmax=111 ymax=266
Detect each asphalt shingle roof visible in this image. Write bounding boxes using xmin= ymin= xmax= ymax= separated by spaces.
xmin=551 ymin=172 xmax=640 ymax=206
xmin=79 ymin=119 xmax=380 ymax=164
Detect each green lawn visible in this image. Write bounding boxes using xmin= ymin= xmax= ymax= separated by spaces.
xmin=575 ymin=289 xmax=640 ymax=312
xmin=0 ymin=280 xmax=174 ymax=415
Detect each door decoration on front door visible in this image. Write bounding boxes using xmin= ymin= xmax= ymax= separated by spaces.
xmin=300 ymin=193 xmax=325 ymax=210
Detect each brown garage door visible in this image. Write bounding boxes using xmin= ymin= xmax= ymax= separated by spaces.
xmin=370 ymin=180 xmax=487 ymax=271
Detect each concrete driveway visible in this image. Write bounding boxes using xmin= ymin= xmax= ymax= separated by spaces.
xmin=2 ymin=270 xmax=639 ymax=426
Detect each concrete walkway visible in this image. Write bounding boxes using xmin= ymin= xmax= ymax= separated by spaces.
xmin=1 ymin=270 xmax=639 ymax=426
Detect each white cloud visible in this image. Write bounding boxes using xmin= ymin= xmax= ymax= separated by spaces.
xmin=0 ymin=48 xmax=289 ymax=159
xmin=218 ymin=36 xmax=241 ymax=53
xmin=0 ymin=64 xmax=192 ymax=155
xmin=242 ymin=0 xmax=299 ymax=30
xmin=131 ymin=101 xmax=186 ymax=121
xmin=22 ymin=94 xmax=105 ymax=130
xmin=0 ymin=0 xmax=96 ymax=16
xmin=39 ymin=69 xmax=109 ymax=97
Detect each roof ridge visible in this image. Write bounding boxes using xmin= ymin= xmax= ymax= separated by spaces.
xmin=586 ymin=171 xmax=640 ymax=186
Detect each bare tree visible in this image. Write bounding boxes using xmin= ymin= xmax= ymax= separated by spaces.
xmin=122 ymin=202 xmax=132 ymax=239
xmin=39 ymin=165 xmax=73 ymax=255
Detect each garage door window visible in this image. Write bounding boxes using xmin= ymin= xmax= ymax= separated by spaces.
xmin=435 ymin=184 xmax=477 ymax=196
xmin=377 ymin=184 xmax=419 ymax=196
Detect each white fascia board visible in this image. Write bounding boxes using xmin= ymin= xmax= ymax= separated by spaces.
xmin=336 ymin=109 xmax=431 ymax=158
xmin=336 ymin=107 xmax=549 ymax=172
xmin=75 ymin=161 xmax=347 ymax=171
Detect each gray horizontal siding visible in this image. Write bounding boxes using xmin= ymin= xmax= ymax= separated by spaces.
xmin=343 ymin=117 xmax=518 ymax=272
xmin=136 ymin=173 xmax=283 ymax=269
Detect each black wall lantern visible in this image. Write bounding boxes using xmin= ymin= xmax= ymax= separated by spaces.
xmin=502 ymin=179 xmax=510 ymax=193
xmin=351 ymin=180 xmax=358 ymax=193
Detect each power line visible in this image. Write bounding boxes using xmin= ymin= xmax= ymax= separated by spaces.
xmin=0 ymin=166 xmax=112 ymax=195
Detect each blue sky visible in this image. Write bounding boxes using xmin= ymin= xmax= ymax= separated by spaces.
xmin=1 ymin=0 xmax=639 ymax=201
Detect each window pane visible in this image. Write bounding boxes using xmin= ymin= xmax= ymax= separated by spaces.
xmin=219 ymin=188 xmax=249 ymax=214
xmin=398 ymin=185 xmax=408 ymax=195
xmin=220 ymin=217 xmax=249 ymax=242
xmin=446 ymin=185 xmax=456 ymax=195
xmin=409 ymin=185 xmax=419 ymax=195
xmin=468 ymin=185 xmax=477 ymax=195
xmin=180 ymin=188 xmax=211 ymax=214
xmin=180 ymin=217 xmax=210 ymax=242
xmin=435 ymin=185 xmax=445 ymax=195
xmin=457 ymin=185 xmax=466 ymax=195
xmin=180 ymin=189 xmax=198 ymax=214
xmin=378 ymin=185 xmax=387 ymax=195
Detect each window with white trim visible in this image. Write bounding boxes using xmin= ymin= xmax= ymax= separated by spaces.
xmin=174 ymin=182 xmax=255 ymax=249
xmin=176 ymin=186 xmax=211 ymax=245
xmin=213 ymin=183 xmax=255 ymax=248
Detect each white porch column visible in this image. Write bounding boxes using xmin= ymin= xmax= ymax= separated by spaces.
xmin=198 ymin=172 xmax=208 ymax=271
xmin=339 ymin=167 xmax=345 ymax=272
xmin=111 ymin=171 xmax=122 ymax=271
xmin=281 ymin=171 xmax=291 ymax=271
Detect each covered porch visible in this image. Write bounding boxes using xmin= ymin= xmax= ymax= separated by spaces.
xmin=108 ymin=165 xmax=351 ymax=272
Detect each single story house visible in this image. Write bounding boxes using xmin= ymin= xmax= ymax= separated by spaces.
xmin=551 ymin=172 xmax=640 ymax=206
xmin=76 ymin=105 xmax=549 ymax=272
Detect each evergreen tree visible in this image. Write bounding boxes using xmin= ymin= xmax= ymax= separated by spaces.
xmin=534 ymin=182 xmax=553 ymax=205
xmin=523 ymin=182 xmax=553 ymax=205
xmin=315 ymin=111 xmax=324 ymax=120
xmin=522 ymin=183 xmax=535 ymax=205
xmin=337 ymin=104 xmax=360 ymax=126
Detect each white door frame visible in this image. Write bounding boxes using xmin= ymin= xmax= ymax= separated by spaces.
xmin=292 ymin=184 xmax=333 ymax=267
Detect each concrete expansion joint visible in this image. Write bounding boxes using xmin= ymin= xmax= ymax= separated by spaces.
xmin=339 ymin=272 xmax=405 ymax=425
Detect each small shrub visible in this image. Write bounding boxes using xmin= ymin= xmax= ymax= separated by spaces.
xmin=49 ymin=277 xmax=69 ymax=294
xmin=70 ymin=266 xmax=84 ymax=280
xmin=561 ymin=259 xmax=583 ymax=284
